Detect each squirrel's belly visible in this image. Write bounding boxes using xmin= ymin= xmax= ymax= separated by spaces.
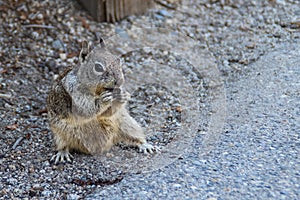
xmin=51 ymin=117 xmax=120 ymax=154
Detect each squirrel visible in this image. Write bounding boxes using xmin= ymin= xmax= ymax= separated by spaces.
xmin=47 ymin=38 xmax=158 ymax=164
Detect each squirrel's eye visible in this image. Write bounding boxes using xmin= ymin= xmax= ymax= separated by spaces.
xmin=94 ymin=61 xmax=105 ymax=73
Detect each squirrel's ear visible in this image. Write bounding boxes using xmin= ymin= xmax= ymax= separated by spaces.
xmin=79 ymin=40 xmax=90 ymax=63
xmin=96 ymin=33 xmax=105 ymax=49
xmin=99 ymin=37 xmax=105 ymax=49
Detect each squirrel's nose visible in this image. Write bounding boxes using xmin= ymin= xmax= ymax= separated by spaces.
xmin=115 ymin=78 xmax=123 ymax=87
xmin=114 ymin=72 xmax=124 ymax=87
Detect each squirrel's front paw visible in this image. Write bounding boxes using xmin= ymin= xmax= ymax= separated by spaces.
xmin=50 ymin=151 xmax=74 ymax=164
xmin=138 ymin=143 xmax=160 ymax=154
xmin=98 ymin=91 xmax=113 ymax=103
xmin=113 ymin=88 xmax=130 ymax=103
xmin=95 ymin=91 xmax=113 ymax=111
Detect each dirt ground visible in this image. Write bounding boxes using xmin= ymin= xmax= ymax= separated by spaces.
xmin=0 ymin=0 xmax=299 ymax=199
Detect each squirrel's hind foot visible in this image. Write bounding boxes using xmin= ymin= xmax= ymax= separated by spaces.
xmin=50 ymin=150 xmax=74 ymax=164
xmin=138 ymin=143 xmax=160 ymax=154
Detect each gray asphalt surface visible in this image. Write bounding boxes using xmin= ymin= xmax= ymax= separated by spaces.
xmin=87 ymin=43 xmax=300 ymax=199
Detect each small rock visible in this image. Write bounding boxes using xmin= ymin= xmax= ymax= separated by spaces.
xmin=154 ymin=13 xmax=165 ymax=20
xmin=45 ymin=59 xmax=58 ymax=72
xmin=207 ymin=198 xmax=217 ymax=200
xmin=192 ymin=160 xmax=202 ymax=166
xmin=173 ymin=183 xmax=182 ymax=188
xmin=58 ymin=8 xmax=64 ymax=14
xmin=52 ymin=40 xmax=64 ymax=50
xmin=158 ymin=10 xmax=173 ymax=18
xmin=36 ymin=13 xmax=43 ymax=20
xmin=276 ymin=0 xmax=286 ymax=5
xmin=8 ymin=178 xmax=18 ymax=184
xmin=67 ymin=194 xmax=80 ymax=200
xmin=115 ymin=28 xmax=129 ymax=39
xmin=59 ymin=53 xmax=67 ymax=60
xmin=115 ymin=47 xmax=127 ymax=55
xmin=32 ymin=32 xmax=39 ymax=39
xmin=42 ymin=190 xmax=52 ymax=197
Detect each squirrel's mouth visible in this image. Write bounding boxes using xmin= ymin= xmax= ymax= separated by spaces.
xmin=95 ymin=86 xmax=114 ymax=96
xmin=103 ymin=86 xmax=115 ymax=91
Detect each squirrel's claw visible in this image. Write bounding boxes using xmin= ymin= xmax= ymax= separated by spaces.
xmin=138 ymin=143 xmax=160 ymax=154
xmin=50 ymin=151 xmax=73 ymax=164
xmin=100 ymin=91 xmax=113 ymax=102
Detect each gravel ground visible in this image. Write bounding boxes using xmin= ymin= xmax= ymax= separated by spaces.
xmin=87 ymin=42 xmax=300 ymax=199
xmin=0 ymin=0 xmax=300 ymax=199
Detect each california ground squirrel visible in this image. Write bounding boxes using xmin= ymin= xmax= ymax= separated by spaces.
xmin=47 ymin=38 xmax=158 ymax=164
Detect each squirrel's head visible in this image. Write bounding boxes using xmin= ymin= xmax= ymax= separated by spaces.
xmin=77 ymin=38 xmax=124 ymax=95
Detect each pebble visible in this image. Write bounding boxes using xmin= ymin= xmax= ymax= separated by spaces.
xmin=154 ymin=13 xmax=165 ymax=20
xmin=45 ymin=59 xmax=57 ymax=71
xmin=158 ymin=10 xmax=173 ymax=18
xmin=41 ymin=190 xmax=52 ymax=197
xmin=59 ymin=53 xmax=67 ymax=60
xmin=115 ymin=27 xmax=129 ymax=39
xmin=8 ymin=165 xmax=16 ymax=170
xmin=173 ymin=183 xmax=182 ymax=188
xmin=67 ymin=194 xmax=80 ymax=200
xmin=36 ymin=13 xmax=43 ymax=19
xmin=32 ymin=32 xmax=39 ymax=39
xmin=52 ymin=40 xmax=64 ymax=50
